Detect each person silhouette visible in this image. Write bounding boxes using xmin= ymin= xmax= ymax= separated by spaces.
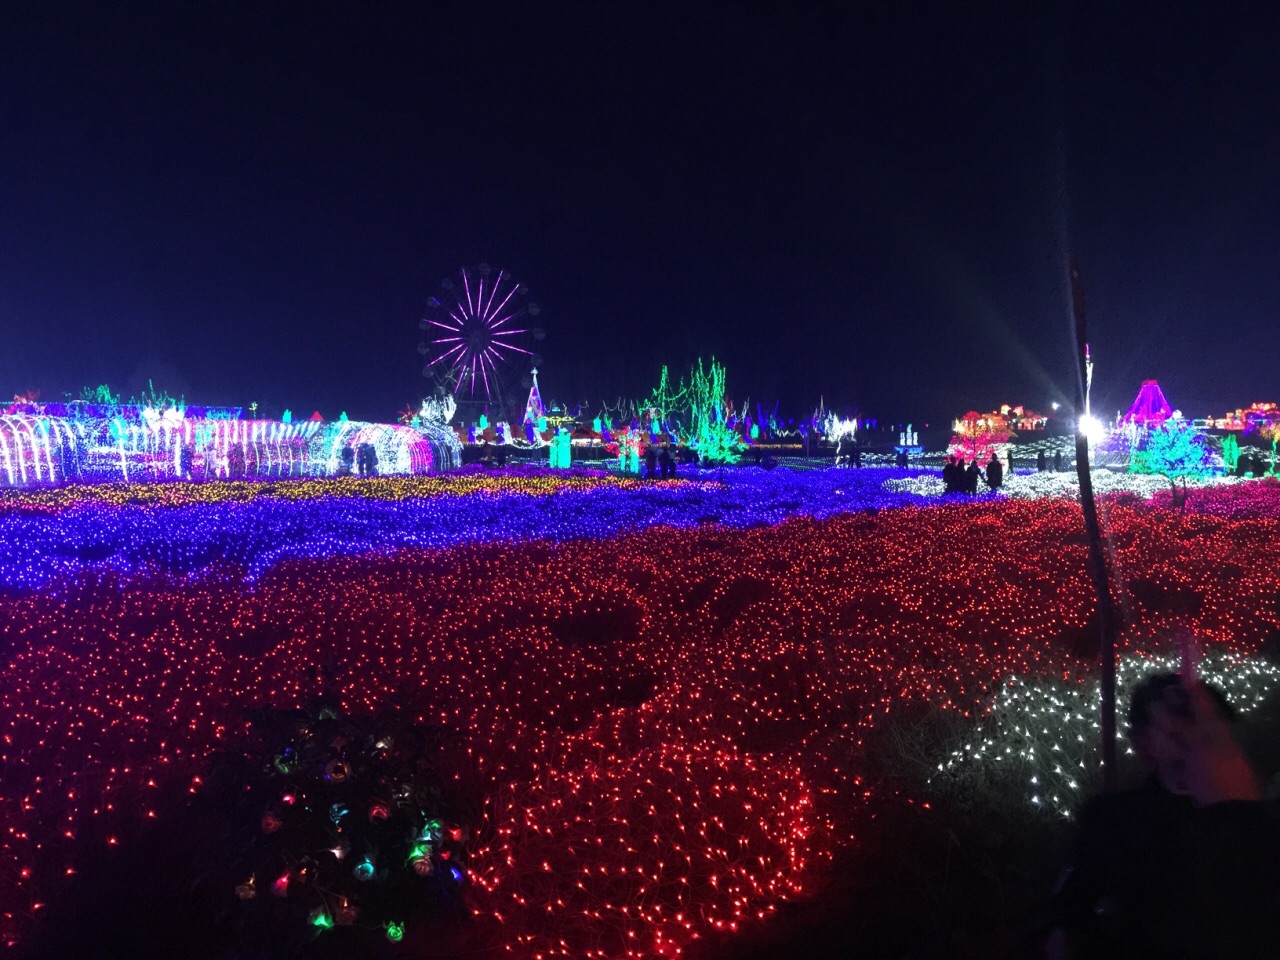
xmin=1049 ymin=671 xmax=1275 ymax=959
xmin=644 ymin=445 xmax=658 ymax=479
xmin=985 ymin=452 xmax=1004 ymax=490
xmin=965 ymin=460 xmax=980 ymax=494
xmin=659 ymin=445 xmax=674 ymax=479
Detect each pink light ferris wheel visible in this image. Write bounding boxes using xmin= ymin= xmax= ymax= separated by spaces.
xmin=418 ymin=264 xmax=544 ymax=415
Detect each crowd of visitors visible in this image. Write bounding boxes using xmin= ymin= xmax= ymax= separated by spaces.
xmin=943 ymin=452 xmax=1006 ymax=493
xmin=644 ymin=444 xmax=678 ymax=478
xmin=941 ymin=446 xmax=1076 ymax=493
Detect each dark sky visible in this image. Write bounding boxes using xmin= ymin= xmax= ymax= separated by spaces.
xmin=2 ymin=1 xmax=1277 ymax=424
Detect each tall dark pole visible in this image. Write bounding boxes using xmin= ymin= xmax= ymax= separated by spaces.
xmin=1069 ymin=260 xmax=1119 ymax=792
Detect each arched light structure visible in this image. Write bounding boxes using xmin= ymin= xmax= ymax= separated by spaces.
xmin=0 ymin=408 xmax=462 ymax=487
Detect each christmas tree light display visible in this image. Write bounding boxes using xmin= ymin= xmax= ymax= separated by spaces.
xmin=1222 ymin=433 xmax=1241 ymax=472
xmin=219 ymin=701 xmax=466 ymax=953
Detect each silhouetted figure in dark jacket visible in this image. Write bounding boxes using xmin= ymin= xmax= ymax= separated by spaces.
xmin=659 ymin=446 xmax=674 ymax=478
xmin=965 ymin=460 xmax=980 ymax=494
xmin=1049 ymin=671 xmax=1276 ymax=960
xmin=1037 ymin=450 xmax=1047 ymax=472
xmin=942 ymin=457 xmax=959 ymax=493
xmin=1054 ymin=450 xmax=1064 ymax=472
xmin=985 ymin=453 xmax=1003 ymax=490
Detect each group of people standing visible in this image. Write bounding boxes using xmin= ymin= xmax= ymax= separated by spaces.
xmin=338 ymin=443 xmax=379 ymax=476
xmin=943 ymin=446 xmax=1075 ymax=493
xmin=643 ymin=444 xmax=677 ymax=479
xmin=1234 ymin=450 xmax=1272 ymax=477
xmin=943 ymin=452 xmax=1005 ymax=493
xmin=1036 ymin=449 xmax=1065 ymax=472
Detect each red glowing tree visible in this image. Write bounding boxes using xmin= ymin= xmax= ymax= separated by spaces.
xmin=948 ymin=411 xmax=1013 ymax=464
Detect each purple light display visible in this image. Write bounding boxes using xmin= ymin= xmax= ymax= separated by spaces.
xmin=1123 ymin=379 xmax=1175 ymax=425
xmin=422 ymin=267 xmax=534 ymax=400
xmin=0 ymin=468 xmax=944 ymax=590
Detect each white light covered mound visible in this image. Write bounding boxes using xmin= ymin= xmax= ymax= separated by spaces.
xmin=882 ymin=469 xmax=1243 ymax=501
xmin=927 ymin=650 xmax=1280 ymax=820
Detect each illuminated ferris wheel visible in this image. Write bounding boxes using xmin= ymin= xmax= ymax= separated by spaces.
xmin=418 ymin=264 xmax=544 ymax=417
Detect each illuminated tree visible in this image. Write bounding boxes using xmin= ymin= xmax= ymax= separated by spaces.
xmin=685 ymin=358 xmax=743 ymax=464
xmin=78 ymin=384 xmax=120 ymax=405
xmin=644 ymin=365 xmax=686 ymax=435
xmin=1130 ymin=419 xmax=1211 ymax=510
xmin=1221 ymin=433 xmax=1241 ymax=472
xmin=1258 ymin=420 xmax=1280 ymax=475
xmin=640 ymin=359 xmax=742 ymax=463
xmin=948 ymin=411 xmax=1013 ymax=464
xmin=1131 ymin=420 xmax=1210 ymax=478
xmin=132 ymin=379 xmax=184 ymax=411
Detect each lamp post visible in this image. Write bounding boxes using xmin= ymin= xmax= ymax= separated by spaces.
xmin=1070 ymin=261 xmax=1119 ymax=793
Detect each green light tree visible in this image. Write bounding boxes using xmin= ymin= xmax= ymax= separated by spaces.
xmin=685 ymin=358 xmax=743 ymax=464
xmin=645 ymin=365 xmax=686 ymax=434
xmin=640 ymin=359 xmax=743 ymax=463
xmin=1130 ymin=420 xmax=1211 ymax=510
xmin=78 ymin=384 xmax=120 ymax=405
xmin=1220 ymin=433 xmax=1240 ymax=472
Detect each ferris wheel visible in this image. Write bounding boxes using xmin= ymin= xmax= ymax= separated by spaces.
xmin=418 ymin=264 xmax=544 ymax=417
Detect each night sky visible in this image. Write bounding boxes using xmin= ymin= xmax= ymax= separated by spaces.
xmin=2 ymin=2 xmax=1277 ymax=424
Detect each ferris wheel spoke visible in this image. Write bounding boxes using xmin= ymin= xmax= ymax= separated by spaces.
xmin=488 ymin=311 xmax=523 ymax=331
xmin=462 ymin=271 xmax=475 ymax=316
xmin=490 ymin=340 xmax=533 ymax=357
xmin=485 ymin=282 xmax=520 ymax=324
xmin=481 ymin=270 xmax=504 ymax=320
xmin=425 ymin=318 xmax=461 ymax=332
xmin=481 ymin=349 xmax=505 ymax=375
xmin=426 ymin=343 xmax=467 ymax=366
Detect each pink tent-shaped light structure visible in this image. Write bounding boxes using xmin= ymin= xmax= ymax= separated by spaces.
xmin=1122 ymin=380 xmax=1174 ymax=426
xmin=522 ymin=367 xmax=547 ymax=425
